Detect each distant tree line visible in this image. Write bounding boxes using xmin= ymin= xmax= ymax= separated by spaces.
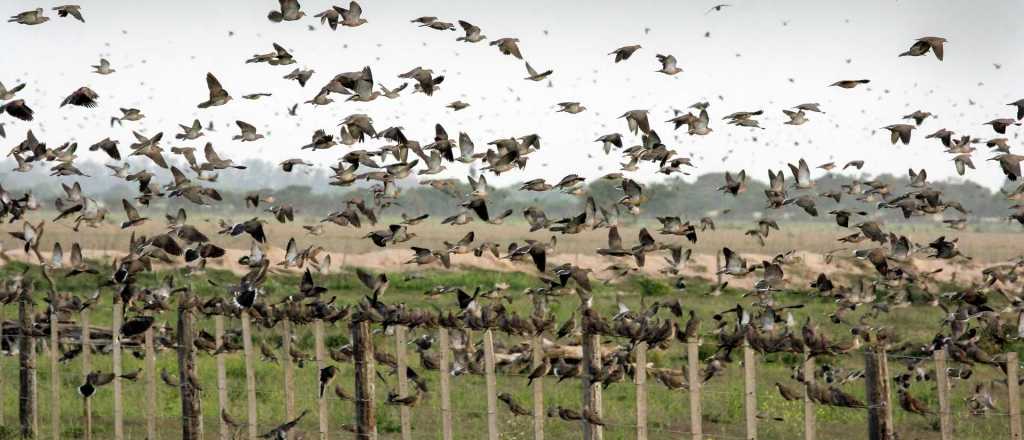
xmin=1 ymin=158 xmax=1019 ymax=226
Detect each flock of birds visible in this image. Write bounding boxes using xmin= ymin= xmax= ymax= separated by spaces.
xmin=2 ymin=1 xmax=1024 ymax=437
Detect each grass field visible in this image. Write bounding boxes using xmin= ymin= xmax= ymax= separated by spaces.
xmin=1 ymin=260 xmax=1021 ymax=440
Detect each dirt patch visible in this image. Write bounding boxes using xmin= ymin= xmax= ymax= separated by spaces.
xmin=0 ymin=243 xmax=995 ymax=291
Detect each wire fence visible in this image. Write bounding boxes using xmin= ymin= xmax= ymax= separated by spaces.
xmin=2 ymin=297 xmax=1024 ymax=440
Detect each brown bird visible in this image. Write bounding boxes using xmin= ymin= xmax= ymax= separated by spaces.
xmin=498 ymin=392 xmax=532 ymax=416
xmin=527 ymin=358 xmax=550 ymax=386
xmin=60 ymin=87 xmax=99 ymax=108
xmin=609 ymin=45 xmax=642 ymax=62
xmin=775 ymin=382 xmax=802 ymax=401
xmin=898 ymin=388 xmax=933 ymax=416
xmin=899 ymin=37 xmax=946 ymax=61
xmin=830 ymin=79 xmax=870 ymax=89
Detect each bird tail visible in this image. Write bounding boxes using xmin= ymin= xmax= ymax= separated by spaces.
xmin=268 ymin=11 xmax=283 ymax=22
xmin=110 ymin=117 xmax=121 ymax=127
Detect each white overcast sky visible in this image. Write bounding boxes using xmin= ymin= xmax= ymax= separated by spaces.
xmin=2 ymin=0 xmax=1022 ymax=190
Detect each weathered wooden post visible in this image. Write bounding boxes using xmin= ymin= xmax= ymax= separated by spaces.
xmin=531 ymin=296 xmax=546 ymax=440
xmin=865 ymin=348 xmax=892 ymax=440
xmin=281 ymin=318 xmax=296 ymax=440
xmin=802 ymin=348 xmax=815 ymax=440
xmin=43 ymin=269 xmax=60 ymax=439
xmin=80 ymin=307 xmax=92 ymax=440
xmin=582 ymin=328 xmax=603 ymax=440
xmin=144 ymin=311 xmax=157 ymax=440
xmin=483 ymin=329 xmax=500 ymax=440
xmin=879 ymin=349 xmax=894 ymax=440
xmin=241 ymin=310 xmax=259 ymax=440
xmin=112 ymin=294 xmax=124 ymax=440
xmin=395 ymin=325 xmax=412 ymax=440
xmin=314 ymin=319 xmax=328 ymax=440
xmin=18 ymin=284 xmax=36 ymax=439
xmin=177 ymin=288 xmax=202 ymax=439
xmin=934 ymin=350 xmax=952 ymax=440
xmin=635 ymin=341 xmax=648 ymax=440
xmin=214 ymin=314 xmax=230 ymax=440
xmin=438 ymin=328 xmax=453 ymax=440
xmin=687 ymin=339 xmax=702 ymax=440
xmin=743 ymin=340 xmax=757 ymax=440
xmin=1008 ymin=351 xmax=1022 ymax=440
xmin=352 ymin=320 xmax=377 ymax=439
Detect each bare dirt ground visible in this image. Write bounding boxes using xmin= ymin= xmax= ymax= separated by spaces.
xmin=0 ymin=238 xmax=994 ymax=290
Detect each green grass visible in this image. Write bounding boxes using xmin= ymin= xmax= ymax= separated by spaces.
xmin=0 ymin=262 xmax=1019 ymax=439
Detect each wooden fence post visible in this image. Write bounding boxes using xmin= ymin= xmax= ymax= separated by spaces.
xmin=281 ymin=318 xmax=296 ymax=440
xmin=438 ymin=328 xmax=453 ymax=440
xmin=144 ymin=312 xmax=157 ymax=440
xmin=215 ymin=314 xmax=230 ymax=440
xmin=45 ymin=273 xmax=60 ymax=439
xmin=177 ymin=289 xmax=201 ymax=439
xmin=934 ymin=350 xmax=952 ymax=440
xmin=112 ymin=299 xmax=124 ymax=440
xmin=80 ymin=307 xmax=92 ymax=440
xmin=314 ymin=319 xmax=328 ymax=440
xmin=582 ymin=330 xmax=603 ymax=440
xmin=352 ymin=320 xmax=377 ymax=440
xmin=241 ymin=310 xmax=259 ymax=440
xmin=687 ymin=339 xmax=702 ymax=440
xmin=1008 ymin=351 xmax=1022 ymax=440
xmin=483 ymin=329 xmax=500 ymax=440
xmin=865 ymin=348 xmax=892 ymax=440
xmin=743 ymin=340 xmax=757 ymax=440
xmin=18 ymin=284 xmax=36 ymax=439
xmin=395 ymin=325 xmax=412 ymax=440
xmin=879 ymin=349 xmax=894 ymax=440
xmin=531 ymin=297 xmax=546 ymax=440
xmin=635 ymin=341 xmax=648 ymax=440
xmin=802 ymin=348 xmax=815 ymax=440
